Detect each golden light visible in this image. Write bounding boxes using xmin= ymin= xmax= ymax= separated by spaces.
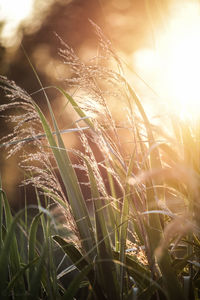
xmin=0 ymin=0 xmax=34 ymax=46
xmin=133 ymin=1 xmax=200 ymax=121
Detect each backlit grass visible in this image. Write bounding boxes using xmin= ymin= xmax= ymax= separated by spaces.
xmin=0 ymin=23 xmax=200 ymax=300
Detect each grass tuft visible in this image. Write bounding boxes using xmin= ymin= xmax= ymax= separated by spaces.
xmin=0 ymin=22 xmax=200 ymax=299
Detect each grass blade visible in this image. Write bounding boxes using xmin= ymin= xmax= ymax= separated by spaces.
xmin=32 ymin=100 xmax=95 ymax=257
xmin=53 ymin=235 xmax=106 ymax=300
xmin=28 ymin=211 xmax=43 ymax=283
xmin=84 ymin=158 xmax=120 ymax=300
xmin=62 ymin=264 xmax=93 ymax=300
xmin=0 ymin=207 xmax=24 ymax=297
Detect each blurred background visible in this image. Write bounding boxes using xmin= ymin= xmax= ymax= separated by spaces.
xmin=1 ymin=0 xmax=200 ymax=208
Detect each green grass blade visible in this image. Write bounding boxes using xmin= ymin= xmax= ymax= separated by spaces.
xmin=53 ymin=235 xmax=106 ymax=300
xmin=127 ymin=83 xmax=162 ymax=169
xmin=118 ymin=150 xmax=137 ymax=296
xmin=136 ymin=124 xmax=162 ymax=252
xmin=84 ymin=158 xmax=120 ymax=300
xmin=32 ymin=100 xmax=95 ymax=257
xmin=62 ymin=264 xmax=93 ymax=300
xmin=28 ymin=211 xmax=43 ymax=283
xmin=158 ymin=249 xmax=186 ymax=300
xmin=119 ymin=194 xmax=129 ymax=296
xmin=114 ymin=250 xmax=152 ymax=291
xmin=103 ymin=160 xmax=121 ymax=252
xmin=0 ymin=188 xmax=26 ymax=297
xmin=125 ymin=254 xmax=151 ymax=290
xmin=29 ymin=244 xmax=47 ymax=300
xmin=0 ymin=208 xmax=24 ymax=297
xmin=54 ymin=86 xmax=95 ymax=131
xmin=6 ymin=257 xmax=39 ymax=292
xmin=0 ymin=182 xmax=3 ymax=249
xmin=53 ymin=235 xmax=91 ymax=271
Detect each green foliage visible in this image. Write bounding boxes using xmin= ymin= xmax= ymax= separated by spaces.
xmin=0 ymin=182 xmax=63 ymax=299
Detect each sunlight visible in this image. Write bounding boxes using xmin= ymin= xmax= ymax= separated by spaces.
xmin=159 ymin=2 xmax=200 ymax=120
xmin=133 ymin=1 xmax=200 ymax=121
xmin=0 ymin=0 xmax=34 ymax=46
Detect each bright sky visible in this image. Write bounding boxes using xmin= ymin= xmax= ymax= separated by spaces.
xmin=0 ymin=0 xmax=34 ymax=46
xmin=132 ymin=1 xmax=200 ymax=121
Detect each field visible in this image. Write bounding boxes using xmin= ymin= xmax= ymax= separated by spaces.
xmin=0 ymin=21 xmax=200 ymax=300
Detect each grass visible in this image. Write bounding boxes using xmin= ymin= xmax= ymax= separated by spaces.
xmin=0 ymin=23 xmax=200 ymax=300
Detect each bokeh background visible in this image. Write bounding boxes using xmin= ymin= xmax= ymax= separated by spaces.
xmin=1 ymin=0 xmax=200 ymax=208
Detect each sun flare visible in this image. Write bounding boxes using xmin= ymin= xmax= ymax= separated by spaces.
xmin=133 ymin=1 xmax=200 ymax=121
